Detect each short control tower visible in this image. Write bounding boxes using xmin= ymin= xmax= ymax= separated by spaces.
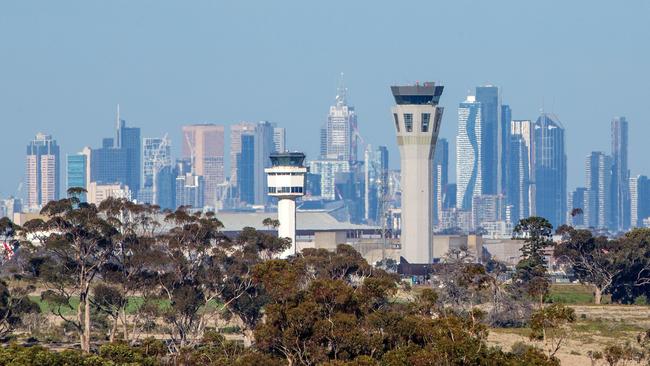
xmin=390 ymin=82 xmax=444 ymax=264
xmin=265 ymin=152 xmax=307 ymax=258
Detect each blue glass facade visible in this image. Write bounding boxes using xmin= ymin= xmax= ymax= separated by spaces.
xmin=91 ymin=119 xmax=141 ymax=196
xmin=237 ymin=134 xmax=255 ymax=204
xmin=67 ymin=154 xmax=87 ymax=201
xmin=533 ymin=114 xmax=567 ymax=229
xmin=475 ymin=86 xmax=499 ymax=196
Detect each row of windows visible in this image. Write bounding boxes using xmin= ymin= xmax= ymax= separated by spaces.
xmin=393 ymin=113 xmax=438 ymax=133
xmin=267 ymin=172 xmax=303 ymax=176
xmin=268 ymin=186 xmax=304 ymax=193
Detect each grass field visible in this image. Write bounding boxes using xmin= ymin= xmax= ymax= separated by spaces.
xmin=546 ymin=283 xmax=605 ymax=305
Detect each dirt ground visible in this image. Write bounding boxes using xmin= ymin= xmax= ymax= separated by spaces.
xmin=488 ymin=305 xmax=650 ymax=366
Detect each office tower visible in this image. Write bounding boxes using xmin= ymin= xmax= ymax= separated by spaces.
xmin=472 ymin=194 xmax=507 ymax=230
xmin=444 ymin=183 xmax=457 ymax=209
xmin=0 ymin=197 xmax=22 ymax=220
xmin=67 ymin=152 xmax=88 ymax=201
xmin=611 ymin=117 xmax=630 ymax=231
xmin=175 ymin=173 xmax=204 ymax=209
xmin=237 ymin=134 xmax=255 ymax=204
xmin=305 ymin=173 xmax=322 ymax=197
xmin=254 ymin=121 xmax=276 ymax=206
xmin=585 ymin=152 xmax=612 ymax=229
xmin=273 ymin=127 xmax=286 ymax=153
xmin=500 ymin=104 xmax=511 ymax=195
xmin=391 ymin=82 xmax=444 ymax=264
xmin=364 ymin=145 xmax=389 ymax=224
xmin=141 ymin=137 xmax=171 ymax=205
xmin=630 ymin=175 xmax=650 ymax=228
xmin=90 ymin=110 xmax=140 ymax=197
xmin=116 ymin=116 xmax=141 ymax=198
xmin=182 ymin=124 xmax=225 ymax=208
xmin=475 ymin=85 xmax=499 ymax=195
xmin=265 ymin=152 xmax=307 ymax=258
xmin=87 ymin=182 xmax=131 ymax=205
xmin=456 ymin=95 xmax=483 ymax=210
xmin=507 ymin=120 xmax=533 ymax=223
xmin=322 ymin=80 xmax=358 ymax=162
xmin=319 ymin=127 xmax=327 ymax=159
xmin=230 ymin=122 xmax=257 ymax=186
xmin=569 ymin=187 xmax=588 ymax=227
xmin=26 ymin=133 xmax=60 ymax=209
xmin=433 ymin=138 xmax=449 ymax=225
xmin=308 ymin=160 xmax=351 ymax=200
xmin=532 ymin=113 xmax=566 ymax=229
xmin=155 ymin=165 xmax=177 ymax=210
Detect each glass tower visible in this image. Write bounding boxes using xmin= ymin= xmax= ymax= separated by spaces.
xmin=456 ymin=95 xmax=482 ymax=211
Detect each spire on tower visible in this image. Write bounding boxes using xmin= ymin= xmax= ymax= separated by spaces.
xmin=335 ymin=72 xmax=347 ymax=106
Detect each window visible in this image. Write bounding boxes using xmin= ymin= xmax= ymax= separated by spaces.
xmin=280 ymin=187 xmax=291 ymax=193
xmin=268 ymin=187 xmax=277 ymax=193
xmin=291 ymin=186 xmax=303 ymax=193
xmin=393 ymin=113 xmax=400 ymax=132
xmin=404 ymin=114 xmax=413 ymax=132
xmin=421 ymin=113 xmax=430 ymax=132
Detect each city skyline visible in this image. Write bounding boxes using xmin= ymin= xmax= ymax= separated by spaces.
xmin=2 ymin=1 xmax=649 ymax=199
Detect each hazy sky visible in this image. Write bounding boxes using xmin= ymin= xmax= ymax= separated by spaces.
xmin=1 ymin=1 xmax=649 ymax=198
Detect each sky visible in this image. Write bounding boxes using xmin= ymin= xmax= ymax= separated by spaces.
xmin=1 ymin=0 xmax=649 ymax=198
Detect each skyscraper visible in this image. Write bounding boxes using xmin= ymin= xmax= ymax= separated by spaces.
xmin=475 ymin=85 xmax=499 ymax=195
xmin=273 ymin=127 xmax=286 ymax=153
xmin=230 ymin=122 xmax=257 ymax=186
xmin=433 ymin=138 xmax=449 ymax=226
xmin=630 ymin=175 xmax=650 ymax=228
xmin=116 ymin=117 xmax=141 ymax=198
xmin=569 ymin=187 xmax=588 ymax=227
xmin=67 ymin=152 xmax=88 ymax=201
xmin=391 ymin=82 xmax=444 ymax=264
xmin=254 ymin=121 xmax=276 ymax=206
xmin=26 ymin=133 xmax=60 ymax=209
xmin=141 ymin=137 xmax=172 ymax=205
xmin=237 ymin=134 xmax=255 ymax=205
xmin=611 ymin=117 xmax=630 ymax=231
xmin=364 ymin=145 xmax=389 ymax=224
xmin=533 ymin=113 xmax=566 ymax=229
xmin=322 ymin=79 xmax=358 ymax=162
xmin=585 ymin=152 xmax=613 ymax=230
xmin=456 ymin=95 xmax=483 ymax=210
xmin=508 ymin=120 xmax=533 ymax=223
xmin=500 ymin=104 xmax=511 ymax=195
xmin=90 ymin=110 xmax=141 ymax=197
xmin=182 ymin=124 xmax=225 ymax=207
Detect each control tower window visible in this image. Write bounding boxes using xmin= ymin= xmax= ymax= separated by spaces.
xmin=404 ymin=113 xmax=413 ymax=132
xmin=393 ymin=113 xmax=400 ymax=132
xmin=421 ymin=113 xmax=430 ymax=132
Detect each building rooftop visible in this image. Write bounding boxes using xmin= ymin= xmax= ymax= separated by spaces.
xmin=391 ymin=82 xmax=444 ymax=105
xmin=215 ymin=211 xmax=377 ymax=232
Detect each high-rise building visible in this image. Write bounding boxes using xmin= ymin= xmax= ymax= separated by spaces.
xmin=364 ymin=145 xmax=389 ymax=224
xmin=237 ymin=134 xmax=255 ymax=205
xmin=116 ymin=117 xmax=141 ymax=198
xmin=254 ymin=121 xmax=276 ymax=206
xmin=90 ymin=110 xmax=141 ymax=197
xmin=141 ymin=137 xmax=172 ymax=205
xmin=585 ymin=152 xmax=613 ymax=229
xmin=611 ymin=117 xmax=630 ymax=231
xmin=433 ymin=138 xmax=449 ymax=225
xmin=500 ymin=104 xmax=511 ymax=195
xmin=308 ymin=160 xmax=351 ymax=200
xmin=322 ymin=80 xmax=358 ymax=162
xmin=182 ymin=124 xmax=225 ymax=208
xmin=456 ymin=95 xmax=483 ymax=210
xmin=472 ymin=194 xmax=507 ymax=231
xmin=67 ymin=152 xmax=88 ymax=201
xmin=87 ymin=182 xmax=132 ymax=205
xmin=533 ymin=113 xmax=567 ymax=229
xmin=390 ymin=82 xmax=444 ymax=264
xmin=569 ymin=187 xmax=588 ymax=227
xmin=175 ymin=173 xmax=204 ymax=209
xmin=475 ymin=85 xmax=499 ymax=196
xmin=273 ymin=127 xmax=286 ymax=153
xmin=507 ymin=120 xmax=533 ymax=223
xmin=26 ymin=133 xmax=60 ymax=209
xmin=630 ymin=175 xmax=650 ymax=228
xmin=230 ymin=122 xmax=257 ymax=186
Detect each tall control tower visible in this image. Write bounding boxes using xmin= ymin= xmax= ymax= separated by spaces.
xmin=390 ymin=82 xmax=444 ymax=264
xmin=265 ymin=152 xmax=307 ymax=258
